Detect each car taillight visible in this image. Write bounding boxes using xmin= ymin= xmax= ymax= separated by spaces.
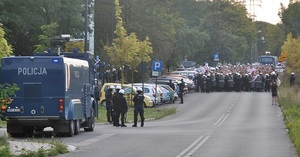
xmin=59 ymin=99 xmax=64 ymax=113
xmin=1 ymin=106 xmax=6 ymax=113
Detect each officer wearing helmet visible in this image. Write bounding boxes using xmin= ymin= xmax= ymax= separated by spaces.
xmin=105 ymin=85 xmax=115 ymax=123
xmin=114 ymin=89 xmax=128 ymax=127
xmin=178 ymin=79 xmax=184 ymax=104
xmin=132 ymin=87 xmax=145 ymax=127
xmin=290 ymin=72 xmax=295 ymax=86
xmin=112 ymin=85 xmax=121 ymax=126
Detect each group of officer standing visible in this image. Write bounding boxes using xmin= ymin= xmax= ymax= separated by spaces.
xmin=105 ymin=85 xmax=145 ymax=127
xmin=192 ymin=64 xmax=282 ymax=93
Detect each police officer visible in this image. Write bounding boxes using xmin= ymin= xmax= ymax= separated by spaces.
xmin=114 ymin=89 xmax=128 ymax=127
xmin=290 ymin=72 xmax=295 ymax=86
xmin=105 ymin=85 xmax=114 ymax=123
xmin=167 ymin=79 xmax=175 ymax=91
xmin=112 ymin=85 xmax=121 ymax=126
xmin=132 ymin=87 xmax=145 ymax=127
xmin=178 ymin=79 xmax=184 ymax=104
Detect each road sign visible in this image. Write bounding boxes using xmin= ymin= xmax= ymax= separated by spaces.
xmin=214 ymin=52 xmax=219 ymax=61
xmin=152 ymin=71 xmax=160 ymax=77
xmin=152 ymin=61 xmax=163 ymax=71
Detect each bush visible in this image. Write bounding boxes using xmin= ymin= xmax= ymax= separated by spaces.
xmin=279 ymin=85 xmax=300 ymax=156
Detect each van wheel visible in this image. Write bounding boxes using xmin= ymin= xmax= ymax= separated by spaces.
xmin=74 ymin=120 xmax=80 ymax=135
xmin=84 ymin=108 xmax=95 ymax=132
xmin=67 ymin=120 xmax=75 ymax=137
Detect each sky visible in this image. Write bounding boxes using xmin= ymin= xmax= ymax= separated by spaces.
xmin=245 ymin=0 xmax=290 ymax=24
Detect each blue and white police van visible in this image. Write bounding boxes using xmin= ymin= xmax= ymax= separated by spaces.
xmin=0 ymin=53 xmax=99 ymax=137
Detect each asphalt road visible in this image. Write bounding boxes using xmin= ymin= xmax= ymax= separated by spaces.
xmin=2 ymin=92 xmax=298 ymax=157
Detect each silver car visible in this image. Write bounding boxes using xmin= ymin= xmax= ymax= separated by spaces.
xmin=133 ymin=83 xmax=162 ymax=106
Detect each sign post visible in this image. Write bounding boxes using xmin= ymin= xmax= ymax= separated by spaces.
xmin=152 ymin=61 xmax=163 ymax=106
xmin=213 ymin=52 xmax=219 ymax=62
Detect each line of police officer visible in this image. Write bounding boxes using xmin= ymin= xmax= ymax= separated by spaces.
xmin=193 ymin=71 xmax=279 ymax=93
xmin=105 ymin=85 xmax=145 ymax=127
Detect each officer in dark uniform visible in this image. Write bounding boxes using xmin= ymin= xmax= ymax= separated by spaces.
xmin=206 ymin=74 xmax=212 ymax=93
xmin=264 ymin=74 xmax=271 ymax=92
xmin=178 ymin=79 xmax=184 ymax=104
xmin=290 ymin=72 xmax=295 ymax=86
xmin=132 ymin=87 xmax=145 ymax=127
xmin=168 ymin=79 xmax=175 ymax=91
xmin=112 ymin=85 xmax=121 ymax=126
xmin=235 ymin=73 xmax=242 ymax=92
xmin=114 ymin=89 xmax=128 ymax=127
xmin=105 ymin=85 xmax=114 ymax=123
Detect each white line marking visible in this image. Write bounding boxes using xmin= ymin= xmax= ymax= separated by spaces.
xmin=176 ymin=136 xmax=204 ymax=157
xmin=213 ymin=114 xmax=225 ymax=127
xmin=217 ymin=114 xmax=229 ymax=127
xmin=185 ymin=136 xmax=210 ymax=157
xmin=75 ymin=134 xmax=114 ymax=147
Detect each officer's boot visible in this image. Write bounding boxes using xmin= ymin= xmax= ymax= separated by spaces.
xmin=132 ymin=122 xmax=137 ymax=127
xmin=121 ymin=119 xmax=127 ymax=127
xmin=107 ymin=116 xmax=111 ymax=123
xmin=141 ymin=117 xmax=144 ymax=127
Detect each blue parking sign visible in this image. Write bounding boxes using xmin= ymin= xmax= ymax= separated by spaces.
xmin=152 ymin=61 xmax=163 ymax=71
xmin=214 ymin=52 xmax=219 ymax=61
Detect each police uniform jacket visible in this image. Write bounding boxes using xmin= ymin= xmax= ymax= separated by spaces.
xmin=105 ymin=89 xmax=113 ymax=107
xmin=115 ymin=94 xmax=128 ymax=112
xmin=133 ymin=93 xmax=144 ymax=108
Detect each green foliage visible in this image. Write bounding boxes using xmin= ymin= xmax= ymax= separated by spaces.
xmin=261 ymin=24 xmax=286 ymax=56
xmin=0 ymin=24 xmax=13 ymax=59
xmin=279 ymin=86 xmax=300 ymax=156
xmin=96 ymin=105 xmax=176 ymax=123
xmin=104 ymin=0 xmax=153 ymax=84
xmin=281 ymin=33 xmax=300 ymax=72
xmin=48 ymin=141 xmax=69 ymax=156
xmin=280 ymin=1 xmax=300 ymax=37
xmin=0 ymin=83 xmax=20 ymax=109
xmin=0 ymin=136 xmax=11 ymax=157
xmin=65 ymin=41 xmax=85 ymax=52
xmin=97 ymin=0 xmax=257 ymax=67
xmin=34 ymin=22 xmax=59 ymax=52
xmin=0 ymin=0 xmax=92 ymax=56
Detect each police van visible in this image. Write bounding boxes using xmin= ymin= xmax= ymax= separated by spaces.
xmin=0 ymin=53 xmax=99 ymax=137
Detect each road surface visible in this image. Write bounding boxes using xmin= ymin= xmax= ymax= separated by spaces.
xmin=2 ymin=92 xmax=298 ymax=157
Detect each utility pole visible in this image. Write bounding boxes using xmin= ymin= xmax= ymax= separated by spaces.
xmin=84 ymin=0 xmax=88 ymax=53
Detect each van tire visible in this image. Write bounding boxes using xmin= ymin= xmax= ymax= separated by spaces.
xmin=74 ymin=120 xmax=80 ymax=135
xmin=84 ymin=108 xmax=95 ymax=132
xmin=67 ymin=120 xmax=75 ymax=137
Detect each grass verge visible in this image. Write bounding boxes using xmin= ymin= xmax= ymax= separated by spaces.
xmin=278 ymin=85 xmax=300 ymax=156
xmin=0 ymin=136 xmax=68 ymax=157
xmin=96 ymin=105 xmax=177 ymax=123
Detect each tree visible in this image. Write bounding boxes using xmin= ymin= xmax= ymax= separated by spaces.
xmin=34 ymin=22 xmax=59 ymax=52
xmin=125 ymin=0 xmax=185 ymax=69
xmin=255 ymin=21 xmax=286 ymax=57
xmin=0 ymin=0 xmax=92 ymax=55
xmin=280 ymin=1 xmax=300 ymax=37
xmin=104 ymin=0 xmax=153 ymax=84
xmin=281 ymin=33 xmax=300 ymax=73
xmin=199 ymin=0 xmax=255 ymax=64
xmin=0 ymin=23 xmax=12 ymax=58
xmin=0 ymin=83 xmax=19 ymax=112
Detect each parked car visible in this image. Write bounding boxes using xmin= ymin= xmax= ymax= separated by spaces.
xmin=132 ymin=83 xmax=162 ymax=106
xmin=99 ymin=83 xmax=153 ymax=108
xmin=160 ymin=87 xmax=171 ymax=104
xmin=158 ymin=84 xmax=178 ymax=103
